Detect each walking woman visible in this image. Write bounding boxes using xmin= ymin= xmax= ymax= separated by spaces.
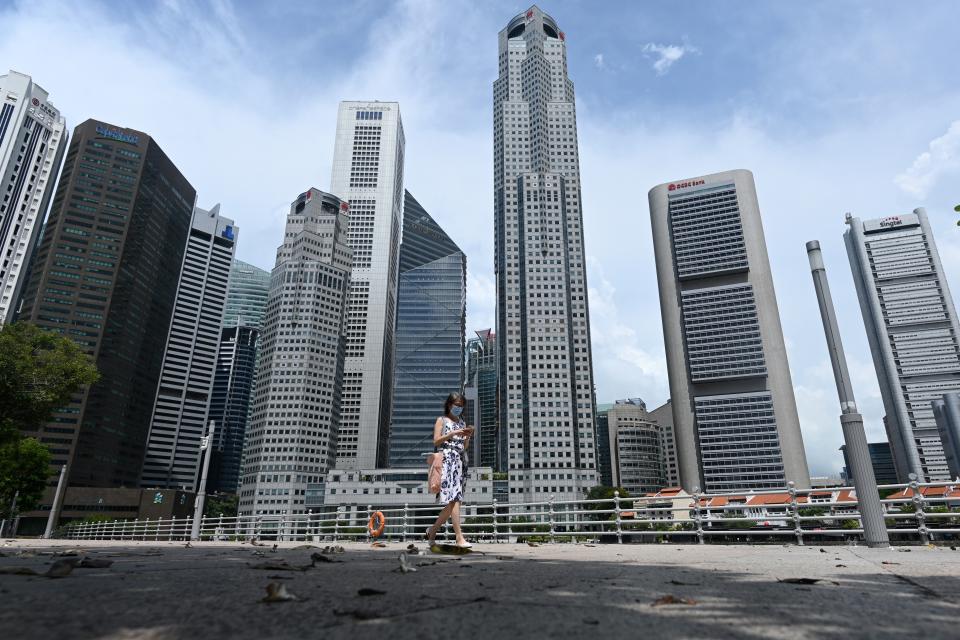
xmin=426 ymin=392 xmax=475 ymax=548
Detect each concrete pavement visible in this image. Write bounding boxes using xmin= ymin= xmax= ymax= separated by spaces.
xmin=2 ymin=539 xmax=959 ymax=639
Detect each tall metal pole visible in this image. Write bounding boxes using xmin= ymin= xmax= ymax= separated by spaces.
xmin=42 ymin=465 xmax=68 ymax=539
xmin=190 ymin=421 xmax=216 ymax=541
xmin=806 ymin=240 xmax=889 ymax=547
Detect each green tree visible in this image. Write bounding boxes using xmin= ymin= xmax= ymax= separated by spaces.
xmin=0 ymin=322 xmax=99 ymax=441
xmin=0 ymin=437 xmax=52 ymax=519
xmin=0 ymin=322 xmax=98 ymax=519
xmin=204 ymin=493 xmax=239 ymax=518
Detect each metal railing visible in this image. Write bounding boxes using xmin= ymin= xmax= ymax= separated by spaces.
xmin=59 ymin=480 xmax=960 ymax=545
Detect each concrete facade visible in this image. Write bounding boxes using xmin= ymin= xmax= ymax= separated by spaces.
xmin=649 ymin=169 xmax=810 ymax=493
xmin=607 ymin=399 xmax=664 ymax=496
xmin=0 ymin=70 xmax=67 ymax=323
xmin=238 ymin=189 xmax=352 ymax=517
xmin=846 ymin=209 xmax=960 ymax=481
xmin=494 ymin=6 xmax=599 ymax=503
xmin=141 ymin=205 xmax=237 ymax=490
xmin=932 ymin=393 xmax=960 ymax=480
xmin=650 ymin=400 xmax=680 ymax=487
xmin=329 ymin=102 xmax=405 ymax=470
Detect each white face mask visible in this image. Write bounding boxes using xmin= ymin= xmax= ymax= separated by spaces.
xmin=451 ymin=405 xmax=463 ymax=417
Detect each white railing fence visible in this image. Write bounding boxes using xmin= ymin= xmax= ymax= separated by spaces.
xmin=58 ymin=480 xmax=960 ymax=545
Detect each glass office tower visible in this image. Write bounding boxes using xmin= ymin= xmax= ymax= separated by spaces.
xmin=388 ymin=191 xmax=465 ymax=467
xmin=17 ymin=119 xmax=195 ymax=488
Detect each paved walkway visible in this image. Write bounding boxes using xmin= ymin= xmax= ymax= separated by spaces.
xmin=2 ymin=539 xmax=959 ymax=639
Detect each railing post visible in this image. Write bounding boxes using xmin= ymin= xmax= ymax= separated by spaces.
xmin=333 ymin=511 xmax=340 ymax=542
xmin=402 ymin=503 xmax=409 ymax=543
xmin=366 ymin=504 xmax=373 ymax=544
xmin=692 ymin=487 xmax=704 ymax=545
xmin=492 ymin=499 xmax=499 ymax=544
xmin=789 ymin=481 xmax=804 ymax=546
xmin=614 ymin=491 xmax=623 ymax=544
xmin=910 ymin=474 xmax=929 ymax=544
xmin=548 ymin=494 xmax=556 ymax=543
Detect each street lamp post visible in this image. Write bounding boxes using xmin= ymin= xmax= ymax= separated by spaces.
xmin=42 ymin=465 xmax=68 ymax=539
xmin=806 ymin=240 xmax=889 ymax=547
xmin=190 ymin=421 xmax=216 ymax=541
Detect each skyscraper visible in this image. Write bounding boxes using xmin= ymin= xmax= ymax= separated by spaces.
xmin=329 ymin=102 xmax=404 ymax=469
xmin=607 ymin=399 xmax=664 ymax=496
xmin=649 ymin=169 xmax=810 ymax=493
xmin=595 ymin=404 xmax=613 ymax=487
xmin=495 ymin=6 xmax=599 ymax=501
xmin=208 ymin=325 xmax=260 ymax=494
xmin=222 ymin=258 xmax=270 ymax=328
xmin=208 ymin=259 xmax=270 ymax=495
xmin=840 ymin=441 xmax=899 ymax=486
xmin=388 ymin=191 xmax=465 ymax=467
xmin=140 ymin=205 xmax=237 ymax=490
xmin=845 ymin=209 xmax=960 ymax=481
xmin=17 ymin=119 xmax=195 ymax=487
xmin=466 ymin=329 xmax=500 ymax=470
xmin=238 ymin=189 xmax=351 ymax=517
xmin=0 ymin=71 xmax=67 ymax=323
xmin=650 ymin=400 xmax=680 ymax=487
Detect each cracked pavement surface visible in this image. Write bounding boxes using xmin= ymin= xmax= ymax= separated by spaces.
xmin=2 ymin=539 xmax=959 ymax=639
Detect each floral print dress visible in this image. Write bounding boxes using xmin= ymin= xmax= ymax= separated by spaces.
xmin=438 ymin=416 xmax=467 ymax=505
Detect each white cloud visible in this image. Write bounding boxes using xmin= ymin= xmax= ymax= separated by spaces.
xmin=593 ymin=53 xmax=604 ymax=69
xmin=894 ymin=120 xmax=960 ymax=198
xmin=466 ymin=272 xmax=496 ymax=334
xmin=586 ymin=257 xmax=669 ymax=405
xmin=641 ymin=42 xmax=699 ymax=76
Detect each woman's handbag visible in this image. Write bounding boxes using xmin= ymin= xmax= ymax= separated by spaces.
xmin=427 ymin=451 xmax=442 ymax=494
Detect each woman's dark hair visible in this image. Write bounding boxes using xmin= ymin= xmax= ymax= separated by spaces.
xmin=444 ymin=392 xmax=465 ymax=416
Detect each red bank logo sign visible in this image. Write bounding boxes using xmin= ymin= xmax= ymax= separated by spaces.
xmin=668 ymin=179 xmax=705 ymax=192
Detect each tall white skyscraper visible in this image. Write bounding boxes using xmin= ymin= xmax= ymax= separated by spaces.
xmin=0 ymin=70 xmax=67 ymax=323
xmin=846 ymin=209 xmax=960 ymax=482
xmin=494 ymin=7 xmax=599 ymax=501
xmin=649 ymin=169 xmax=810 ymax=493
xmin=141 ymin=205 xmax=237 ymax=489
xmin=329 ymin=102 xmax=405 ymax=469
xmin=238 ymin=189 xmax=352 ymax=517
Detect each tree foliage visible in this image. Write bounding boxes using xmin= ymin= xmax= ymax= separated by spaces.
xmin=0 ymin=322 xmax=99 ymax=518
xmin=204 ymin=493 xmax=239 ymax=518
xmin=0 ymin=437 xmax=52 ymax=519
xmin=585 ymin=486 xmax=633 ymax=521
xmin=0 ymin=322 xmax=99 ymax=442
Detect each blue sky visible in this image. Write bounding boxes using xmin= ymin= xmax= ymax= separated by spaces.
xmin=3 ymin=0 xmax=960 ymax=476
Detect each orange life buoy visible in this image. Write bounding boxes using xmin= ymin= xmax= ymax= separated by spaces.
xmin=367 ymin=511 xmax=386 ymax=538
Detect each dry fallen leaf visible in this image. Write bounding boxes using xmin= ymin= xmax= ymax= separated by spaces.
xmin=261 ymin=582 xmax=299 ymax=603
xmin=396 ymin=552 xmax=417 ymax=573
xmin=652 ymin=594 xmax=697 ymax=606
xmin=78 ymin=558 xmax=114 ymax=569
xmin=357 ymin=588 xmax=386 ymax=596
xmin=778 ymin=578 xmax=839 ymax=586
xmin=45 ymin=558 xmax=79 ymax=578
xmin=310 ymin=553 xmax=341 ymax=565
